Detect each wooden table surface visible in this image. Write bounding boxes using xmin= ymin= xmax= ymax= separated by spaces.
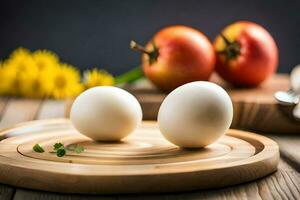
xmin=0 ymin=98 xmax=299 ymax=200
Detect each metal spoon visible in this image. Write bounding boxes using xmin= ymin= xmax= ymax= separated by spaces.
xmin=274 ymin=89 xmax=299 ymax=106
xmin=274 ymin=64 xmax=300 ymax=120
xmin=274 ymin=65 xmax=300 ymax=105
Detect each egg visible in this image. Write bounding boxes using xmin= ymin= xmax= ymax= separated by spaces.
xmin=70 ymin=86 xmax=142 ymax=141
xmin=158 ymin=81 xmax=233 ymax=148
xmin=291 ymin=64 xmax=300 ymax=93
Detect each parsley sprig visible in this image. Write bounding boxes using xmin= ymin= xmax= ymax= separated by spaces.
xmin=33 ymin=144 xmax=44 ymax=153
xmin=32 ymin=143 xmax=84 ymax=157
xmin=53 ymin=143 xmax=66 ymax=157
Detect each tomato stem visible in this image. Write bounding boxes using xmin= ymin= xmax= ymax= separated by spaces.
xmin=219 ymin=33 xmax=231 ymax=45
xmin=130 ymin=40 xmax=151 ymax=55
xmin=130 ymin=40 xmax=159 ymax=65
xmin=217 ymin=33 xmax=241 ymax=61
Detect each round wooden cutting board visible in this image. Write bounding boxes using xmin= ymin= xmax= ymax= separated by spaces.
xmin=0 ymin=119 xmax=279 ymax=194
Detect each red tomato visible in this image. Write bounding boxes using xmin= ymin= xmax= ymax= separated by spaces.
xmin=214 ymin=21 xmax=278 ymax=87
xmin=131 ymin=26 xmax=215 ymax=91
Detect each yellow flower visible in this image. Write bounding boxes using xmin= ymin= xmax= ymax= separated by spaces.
xmin=10 ymin=47 xmax=31 ymax=59
xmin=83 ymin=68 xmax=114 ymax=88
xmin=1 ymin=48 xmax=40 ymax=96
xmin=32 ymin=49 xmax=59 ymax=72
xmin=50 ymin=64 xmax=83 ymax=99
xmin=0 ymin=62 xmax=22 ymax=96
xmin=0 ymin=64 xmax=5 ymax=95
xmin=6 ymin=47 xmax=38 ymax=78
xmin=20 ymin=70 xmax=53 ymax=98
xmin=18 ymin=49 xmax=60 ymax=98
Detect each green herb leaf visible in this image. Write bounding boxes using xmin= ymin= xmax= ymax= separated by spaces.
xmin=33 ymin=142 xmax=84 ymax=157
xmin=74 ymin=145 xmax=84 ymax=154
xmin=67 ymin=144 xmax=84 ymax=154
xmin=33 ymin=144 xmax=44 ymax=153
xmin=56 ymin=148 xmax=66 ymax=157
xmin=53 ymin=143 xmax=64 ymax=150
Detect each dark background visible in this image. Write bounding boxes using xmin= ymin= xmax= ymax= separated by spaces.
xmin=0 ymin=0 xmax=299 ymax=75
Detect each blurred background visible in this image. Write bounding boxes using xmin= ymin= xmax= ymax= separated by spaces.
xmin=0 ymin=0 xmax=299 ymax=75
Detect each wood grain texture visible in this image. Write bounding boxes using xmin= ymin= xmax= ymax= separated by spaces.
xmin=11 ymin=161 xmax=300 ymax=200
xmin=66 ymin=74 xmax=300 ymax=134
xmin=0 ymin=119 xmax=279 ymax=194
xmin=270 ymin=135 xmax=300 ymax=172
xmin=0 ymin=98 xmax=8 ymax=120
xmin=0 ymin=99 xmax=42 ymax=130
xmin=37 ymin=100 xmax=65 ymax=120
xmin=0 ymin=98 xmax=14 ymax=200
xmin=0 ymin=98 xmax=43 ymax=200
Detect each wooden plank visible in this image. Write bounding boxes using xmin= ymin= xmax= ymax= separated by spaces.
xmin=0 ymin=99 xmax=42 ymax=129
xmin=0 ymin=99 xmax=14 ymax=200
xmin=37 ymin=100 xmax=65 ymax=119
xmin=1 ymin=99 xmax=67 ymax=200
xmin=121 ymin=161 xmax=299 ymax=200
xmin=13 ymin=191 xmax=116 ymax=200
xmin=11 ymin=160 xmax=300 ymax=200
xmin=0 ymin=98 xmax=8 ymax=119
xmin=270 ymin=135 xmax=300 ymax=172
xmin=0 ymin=184 xmax=15 ymax=200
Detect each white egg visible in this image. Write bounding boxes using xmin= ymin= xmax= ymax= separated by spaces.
xmin=70 ymin=86 xmax=142 ymax=141
xmin=158 ymin=81 xmax=233 ymax=148
xmin=291 ymin=64 xmax=300 ymax=93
